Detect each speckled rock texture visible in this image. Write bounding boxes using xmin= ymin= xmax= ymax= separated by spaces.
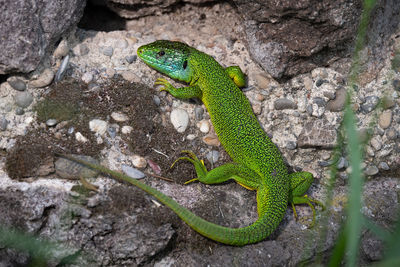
xmin=0 ymin=0 xmax=86 ymax=74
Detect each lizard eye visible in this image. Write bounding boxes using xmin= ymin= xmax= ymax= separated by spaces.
xmin=158 ymin=51 xmax=165 ymax=57
xmin=183 ymin=60 xmax=188 ymax=69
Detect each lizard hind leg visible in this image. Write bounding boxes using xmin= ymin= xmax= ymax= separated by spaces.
xmin=289 ymin=171 xmax=325 ymax=227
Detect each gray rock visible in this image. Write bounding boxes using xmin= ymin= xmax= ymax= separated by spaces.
xmin=378 ymin=110 xmax=392 ymax=129
xmin=393 ymin=79 xmax=400 ymax=91
xmin=318 ymin=160 xmax=332 ymax=167
xmin=364 ymin=165 xmax=379 ymax=176
xmin=15 ymin=107 xmax=24 ymax=115
xmin=313 ymin=97 xmax=326 ymax=107
xmin=0 ymin=116 xmax=8 ymax=131
xmin=206 ymin=150 xmax=220 ymax=164
xmin=306 ymin=104 xmax=313 ymax=115
xmin=153 ymin=95 xmax=161 ymax=106
xmin=274 ymin=98 xmax=297 ymax=110
xmin=0 ymin=0 xmax=86 ymax=74
xmin=14 ymin=91 xmax=33 ymax=108
xmin=361 ymin=231 xmax=384 ymax=261
xmin=195 ymin=106 xmax=204 ymax=120
xmin=378 ymin=162 xmax=390 ymax=171
xmin=102 ymin=46 xmax=114 ymax=57
xmin=125 ymin=55 xmax=137 ymax=64
xmin=79 ymin=43 xmax=90 ymax=56
xmin=386 ymin=127 xmax=398 ymax=140
xmin=327 ymin=88 xmax=346 ymax=112
xmin=337 ymin=157 xmax=348 ymax=170
xmin=46 ymin=119 xmax=58 ymax=127
xmin=298 ymin=119 xmax=337 ymax=148
xmin=286 ymin=141 xmax=297 ymax=150
xmin=7 ymin=77 xmax=26 ymax=91
xmin=361 ymin=96 xmax=379 ymax=113
xmin=121 ymin=165 xmax=145 ymax=179
xmin=55 ymin=154 xmax=100 ymax=179
xmin=55 ymin=55 xmax=70 ymax=82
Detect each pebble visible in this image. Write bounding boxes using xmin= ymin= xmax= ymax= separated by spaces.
xmin=121 ymin=125 xmax=133 ymax=134
xmin=82 ymin=72 xmax=94 ymax=84
xmin=0 ymin=116 xmax=8 ymax=131
xmin=75 ymin=132 xmax=88 ymax=143
xmin=105 ymin=68 xmax=116 ymax=78
xmin=203 ymin=135 xmax=220 ymax=146
xmin=187 ymin=134 xmax=196 ymax=140
xmin=125 ymin=55 xmax=137 ymax=64
xmin=378 ymin=162 xmax=390 ymax=171
xmin=53 ymin=39 xmax=69 ymax=58
xmin=102 ymin=46 xmax=114 ymax=57
xmin=318 ymin=160 xmax=332 ymax=167
xmin=312 ymin=103 xmax=325 ymax=117
xmin=323 ymin=90 xmax=336 ymax=100
xmin=382 ymin=95 xmax=395 ymax=109
xmin=7 ymin=77 xmax=26 ymax=91
xmin=170 ymin=109 xmax=189 ymax=133
xmin=107 ymin=126 xmax=117 ymax=138
xmin=306 ymin=104 xmax=313 ymax=115
xmin=15 ymin=107 xmax=24 ymax=115
xmin=360 ymin=96 xmax=379 ymax=113
xmin=274 ymin=98 xmax=297 ymax=110
xmin=46 ymin=119 xmax=58 ymax=127
xmin=198 ymin=120 xmax=210 ymax=133
xmin=30 ymin=68 xmax=55 ymax=88
xmin=89 ymin=119 xmax=108 ymax=135
xmin=254 ymin=73 xmax=270 ymax=89
xmin=131 ymin=155 xmax=147 ymax=169
xmin=153 ymin=95 xmax=161 ymax=106
xmin=378 ymin=110 xmax=392 ymax=129
xmin=303 ymin=76 xmax=313 ymax=91
xmin=370 ymin=137 xmax=382 ymax=151
xmin=386 ymin=127 xmax=398 ymax=140
xmin=337 ymin=157 xmax=348 ymax=170
xmin=111 ymin=112 xmax=129 ymax=122
xmin=393 ymin=79 xmax=400 ymax=91
xmin=195 ymin=106 xmax=204 ymax=121
xmin=366 ymin=146 xmax=375 ymax=157
xmin=55 ymin=55 xmax=70 ymax=83
xmin=327 ymin=88 xmax=346 ymax=112
xmin=122 ymin=165 xmax=145 ymax=179
xmin=14 ymin=91 xmax=33 ymax=108
xmin=252 ymin=103 xmax=262 ymax=115
xmin=315 ymin=79 xmax=326 ymax=87
xmin=68 ymin=126 xmax=75 ymax=135
xmin=313 ymin=97 xmax=326 ymax=107
xmin=364 ymin=165 xmax=379 ymax=176
xmin=286 ymin=141 xmax=297 ymax=150
xmin=206 ymin=150 xmax=220 ymax=164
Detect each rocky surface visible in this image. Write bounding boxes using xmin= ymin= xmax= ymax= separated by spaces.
xmin=0 ymin=1 xmax=399 ymax=266
xmin=0 ymin=0 xmax=87 ymax=74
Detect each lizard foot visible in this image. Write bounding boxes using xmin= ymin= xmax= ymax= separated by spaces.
xmin=291 ymin=195 xmax=325 ymax=228
xmin=170 ymin=150 xmax=207 ymax=184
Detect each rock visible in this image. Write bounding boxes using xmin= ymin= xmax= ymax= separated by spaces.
xmin=361 ymin=231 xmax=384 ymax=261
xmin=125 ymin=55 xmax=137 ymax=64
xmin=327 ymin=88 xmax=346 ymax=112
xmin=14 ymin=91 xmax=33 ymax=108
xmin=7 ymin=77 xmax=26 ymax=91
xmin=298 ymin=119 xmax=337 ymax=148
xmin=89 ymin=119 xmax=108 ymax=136
xmin=0 ymin=0 xmax=85 ymax=74
xmin=378 ymin=162 xmax=390 ymax=171
xmin=46 ymin=119 xmax=58 ymax=127
xmin=82 ymin=72 xmax=94 ymax=84
xmin=15 ymin=107 xmax=25 ymax=115
xmin=195 ymin=106 xmax=204 ymax=121
xmin=337 ymin=157 xmax=348 ymax=170
xmin=370 ymin=137 xmax=382 ymax=151
xmin=121 ymin=165 xmax=145 ymax=179
xmin=29 ymin=68 xmax=55 ymax=88
xmin=274 ymin=98 xmax=297 ymax=110
xmin=393 ymin=79 xmax=400 ymax=91
xmin=53 ymin=39 xmax=69 ymax=58
xmin=361 ymin=96 xmax=379 ymax=113
xmin=55 ymin=154 xmax=99 ymax=179
xmin=378 ymin=110 xmax=392 ymax=129
xmin=364 ymin=165 xmax=379 ymax=176
xmin=121 ymin=70 xmax=140 ymax=82
xmin=206 ymin=150 xmax=220 ymax=164
xmin=386 ymin=127 xmax=398 ymax=140
xmin=101 ymin=46 xmax=114 ymax=57
xmin=203 ymin=135 xmax=220 ymax=146
xmin=111 ymin=112 xmax=129 ymax=122
xmin=121 ymin=125 xmax=133 ymax=134
xmin=0 ymin=116 xmax=8 ymax=131
xmin=131 ymin=155 xmax=147 ymax=169
xmin=198 ymin=120 xmax=210 ymax=133
xmin=170 ymin=109 xmax=189 ymax=133
xmin=75 ymin=132 xmax=88 ymax=143
xmin=303 ymin=76 xmax=313 ymax=91
xmin=286 ymin=141 xmax=297 ymax=150
xmin=381 ymin=95 xmax=395 ymax=109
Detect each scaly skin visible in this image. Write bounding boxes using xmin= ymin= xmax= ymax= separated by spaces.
xmin=61 ymin=40 xmax=323 ymax=246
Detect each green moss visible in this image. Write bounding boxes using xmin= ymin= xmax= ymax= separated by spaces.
xmin=391 ymin=51 xmax=400 ymax=71
xmin=34 ymin=99 xmax=79 ymax=122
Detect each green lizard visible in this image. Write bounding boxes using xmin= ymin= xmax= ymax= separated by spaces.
xmin=61 ymin=40 xmax=323 ymax=246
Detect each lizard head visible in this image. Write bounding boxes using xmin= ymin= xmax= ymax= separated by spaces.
xmin=137 ymin=40 xmax=193 ymax=83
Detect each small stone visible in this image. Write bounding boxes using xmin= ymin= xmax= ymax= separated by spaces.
xmin=111 ymin=112 xmax=129 ymax=122
xmin=298 ymin=119 xmax=337 ymax=148
xmin=107 ymin=126 xmax=117 ymax=138
xmin=252 ymin=103 xmax=262 ymax=115
xmin=306 ymin=104 xmax=313 ymax=115
xmin=14 ymin=91 xmax=33 ymax=108
xmin=393 ymin=79 xmax=400 ymax=91
xmin=7 ymin=77 xmax=26 ymax=91
xmin=327 ymin=88 xmax=346 ymax=112
xmin=254 ymin=73 xmax=271 ymax=89
xmin=29 ymin=68 xmax=55 ymax=88
xmin=378 ymin=162 xmax=390 ymax=171
xmin=153 ymin=95 xmax=161 ymax=106
xmin=312 ymin=104 xmax=325 ymax=117
xmin=206 ymin=150 xmax=220 ymax=164
xmin=370 ymin=137 xmax=382 ymax=151
xmin=46 ymin=119 xmax=58 ymax=127
xmin=82 ymin=72 xmax=94 ymax=84
xmin=361 ymin=96 xmax=379 ymax=113
xmin=68 ymin=126 xmax=75 ymax=135
xmin=125 ymin=55 xmax=137 ymax=64
xmin=122 ymin=165 xmax=145 ymax=179
xmin=121 ymin=125 xmax=133 ymax=134
xmin=366 ymin=146 xmax=375 ymax=157
xmin=121 ymin=71 xmax=140 ymax=82
xmin=105 ymin=68 xmax=116 ymax=78
xmin=187 ymin=134 xmax=196 ymax=140
xmin=203 ymin=135 xmax=220 ymax=146
xmin=337 ymin=157 xmax=348 ymax=170
xmin=89 ymin=119 xmax=108 ymax=135
xmin=195 ymin=106 xmax=204 ymax=121
xmin=15 ymin=107 xmax=24 ymax=115
xmin=382 ymin=95 xmax=395 ymax=109
xmin=323 ymin=90 xmax=336 ymax=100
xmin=53 ymin=39 xmax=69 ymax=58
xmin=170 ymin=109 xmax=189 ymax=133
xmin=378 ymin=110 xmax=392 ymax=129
xmin=0 ymin=116 xmax=8 ymax=131
xmin=131 ymin=155 xmax=147 ymax=169
xmin=315 ymin=79 xmax=325 ymax=87
xmin=313 ymin=97 xmax=326 ymax=107
xmin=198 ymin=120 xmax=210 ymax=133
xmin=286 ymin=141 xmax=297 ymax=150
xmin=318 ymin=160 xmax=332 ymax=167
xmin=386 ymin=127 xmax=398 ymax=140
xmin=274 ymin=98 xmax=297 ymax=110
xmin=75 ymin=132 xmax=88 ymax=143
xmin=102 ymin=46 xmax=114 ymax=57
xmin=303 ymin=76 xmax=313 ymax=90
xmin=364 ymin=165 xmax=379 ymax=176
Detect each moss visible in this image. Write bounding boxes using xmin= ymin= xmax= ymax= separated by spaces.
xmin=34 ymin=99 xmax=79 ymax=122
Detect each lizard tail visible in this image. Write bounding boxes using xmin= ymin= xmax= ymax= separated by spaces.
xmin=58 ymin=154 xmax=285 ymax=246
